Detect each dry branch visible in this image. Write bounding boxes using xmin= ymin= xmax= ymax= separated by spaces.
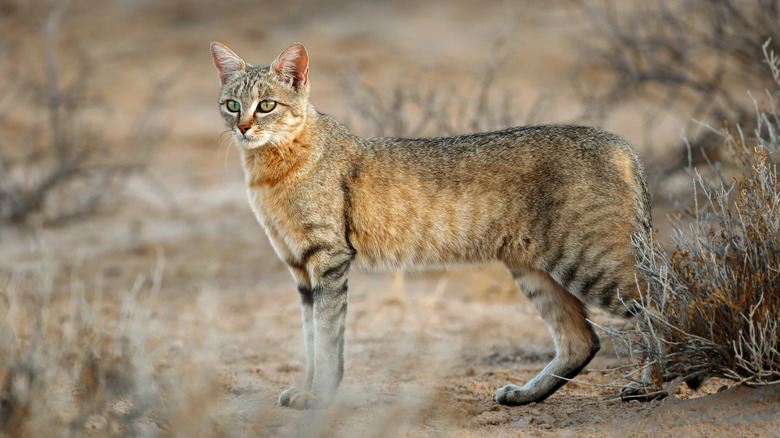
xmin=577 ymin=0 xmax=780 ymax=169
xmin=0 ymin=3 xmax=167 ymax=224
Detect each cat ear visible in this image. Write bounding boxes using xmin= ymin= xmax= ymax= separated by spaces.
xmin=271 ymin=43 xmax=309 ymax=91
xmin=210 ymin=42 xmax=246 ymax=86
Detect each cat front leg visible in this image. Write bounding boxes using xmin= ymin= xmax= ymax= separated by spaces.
xmin=310 ymin=269 xmax=349 ymax=401
xmin=299 ymin=286 xmax=316 ymax=391
xmin=279 ymin=248 xmax=353 ymax=409
xmin=278 ymin=285 xmax=316 ymax=409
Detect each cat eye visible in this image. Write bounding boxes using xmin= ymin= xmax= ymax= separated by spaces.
xmin=225 ymin=100 xmax=241 ymax=113
xmin=257 ymin=100 xmax=276 ymax=113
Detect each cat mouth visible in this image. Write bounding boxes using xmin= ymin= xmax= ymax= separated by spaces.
xmin=233 ymin=131 xmax=269 ymax=149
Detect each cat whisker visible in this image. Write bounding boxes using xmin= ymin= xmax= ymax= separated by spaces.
xmin=218 ymin=130 xmax=234 ymax=169
xmin=272 ymin=144 xmax=286 ymax=159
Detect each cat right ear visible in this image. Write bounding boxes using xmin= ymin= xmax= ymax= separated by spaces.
xmin=271 ymin=43 xmax=309 ymax=91
xmin=210 ymin=42 xmax=246 ymax=86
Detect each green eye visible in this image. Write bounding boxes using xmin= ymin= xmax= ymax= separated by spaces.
xmin=225 ymin=100 xmax=240 ymax=112
xmin=257 ymin=100 xmax=276 ymax=113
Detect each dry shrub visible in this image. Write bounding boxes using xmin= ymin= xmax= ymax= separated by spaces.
xmin=338 ymin=39 xmax=552 ymax=138
xmin=338 ymin=69 xmax=513 ymax=138
xmin=578 ymin=0 xmax=780 ymax=168
xmin=606 ymin=41 xmax=780 ymax=395
xmin=0 ymin=263 xmax=157 ymax=436
xmin=0 ymin=3 xmax=166 ymax=224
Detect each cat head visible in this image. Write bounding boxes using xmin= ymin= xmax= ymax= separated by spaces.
xmin=210 ymin=42 xmax=310 ymax=150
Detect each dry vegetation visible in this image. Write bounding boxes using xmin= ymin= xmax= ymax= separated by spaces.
xmin=338 ymin=41 xmax=530 ymax=138
xmin=578 ymin=0 xmax=780 ymax=170
xmin=573 ymin=0 xmax=780 ymax=399
xmin=0 ymin=4 xmax=165 ymax=224
xmin=0 ymin=251 xmax=255 ymax=437
xmin=605 ymin=41 xmax=780 ymax=398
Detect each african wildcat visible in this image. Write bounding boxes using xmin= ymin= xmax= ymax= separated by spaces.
xmin=210 ymin=42 xmax=652 ymax=409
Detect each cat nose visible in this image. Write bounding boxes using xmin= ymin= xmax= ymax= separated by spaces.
xmin=238 ymin=124 xmax=251 ymax=134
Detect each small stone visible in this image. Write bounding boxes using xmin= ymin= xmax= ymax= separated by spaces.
xmin=86 ymin=415 xmax=107 ymax=431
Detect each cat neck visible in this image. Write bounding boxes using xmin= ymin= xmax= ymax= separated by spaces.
xmin=241 ymin=141 xmax=311 ymax=189
xmin=240 ymin=106 xmax=309 ymax=188
xmin=240 ymin=105 xmax=354 ymax=188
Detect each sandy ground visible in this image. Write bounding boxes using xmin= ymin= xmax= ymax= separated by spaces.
xmin=1 ymin=1 xmax=779 ymax=436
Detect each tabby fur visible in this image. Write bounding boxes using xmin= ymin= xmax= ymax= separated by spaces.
xmin=210 ymin=41 xmax=652 ymax=409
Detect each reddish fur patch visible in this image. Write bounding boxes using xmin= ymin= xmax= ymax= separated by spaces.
xmin=244 ymin=129 xmax=314 ymax=188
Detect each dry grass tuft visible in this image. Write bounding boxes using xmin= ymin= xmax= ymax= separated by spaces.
xmin=0 ymin=249 xmax=232 ymax=437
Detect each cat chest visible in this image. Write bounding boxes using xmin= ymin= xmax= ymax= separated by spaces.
xmin=245 ymin=185 xmax=344 ymax=259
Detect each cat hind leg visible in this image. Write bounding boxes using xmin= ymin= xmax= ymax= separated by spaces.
xmin=495 ymin=269 xmax=600 ymax=405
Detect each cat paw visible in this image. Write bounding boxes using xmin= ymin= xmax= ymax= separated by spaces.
xmin=495 ymin=384 xmax=537 ymax=406
xmin=619 ymin=381 xmax=669 ymax=402
xmin=278 ymin=387 xmax=324 ymax=410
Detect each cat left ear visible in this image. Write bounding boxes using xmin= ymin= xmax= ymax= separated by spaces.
xmin=211 ymin=42 xmax=246 ymax=86
xmin=271 ymin=43 xmax=309 ymax=91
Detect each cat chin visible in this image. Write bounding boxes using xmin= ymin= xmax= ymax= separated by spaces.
xmin=236 ymin=142 xmax=267 ymax=150
xmin=233 ymin=134 xmax=271 ymax=150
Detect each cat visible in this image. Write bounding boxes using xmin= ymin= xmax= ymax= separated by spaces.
xmin=210 ymin=41 xmax=652 ymax=409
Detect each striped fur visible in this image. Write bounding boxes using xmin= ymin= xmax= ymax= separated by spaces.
xmin=211 ymin=42 xmax=652 ymax=409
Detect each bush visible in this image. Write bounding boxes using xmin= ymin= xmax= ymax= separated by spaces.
xmin=337 ymin=38 xmax=551 ymax=138
xmin=578 ymin=0 xmax=780 ymax=167
xmin=0 ymin=4 xmax=164 ymax=224
xmin=606 ymin=41 xmax=780 ymax=395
